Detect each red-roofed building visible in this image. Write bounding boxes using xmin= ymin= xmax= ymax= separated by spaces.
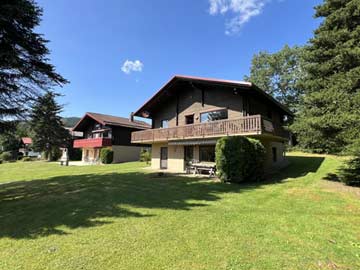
xmin=21 ymin=137 xmax=32 ymax=145
xmin=19 ymin=137 xmax=41 ymax=157
xmin=72 ymin=112 xmax=150 ymax=163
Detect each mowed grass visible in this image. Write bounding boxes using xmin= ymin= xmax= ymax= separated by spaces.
xmin=0 ymin=153 xmax=359 ymax=270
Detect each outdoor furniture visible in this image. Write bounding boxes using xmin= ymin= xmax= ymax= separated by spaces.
xmin=192 ymin=162 xmax=216 ymax=177
xmin=185 ymin=159 xmax=199 ymax=174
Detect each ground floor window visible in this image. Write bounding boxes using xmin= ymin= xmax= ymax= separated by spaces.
xmin=199 ymin=145 xmax=215 ymax=162
xmin=184 ymin=146 xmax=194 ymax=162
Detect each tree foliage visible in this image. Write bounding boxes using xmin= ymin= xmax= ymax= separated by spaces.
xmin=291 ymin=0 xmax=360 ymax=153
xmin=0 ymin=129 xmax=20 ymax=153
xmin=215 ymin=136 xmax=266 ymax=183
xmin=245 ymin=45 xmax=305 ymax=112
xmin=30 ymin=92 xmax=70 ymax=160
xmin=100 ymin=148 xmax=114 ymax=164
xmin=0 ymin=0 xmax=67 ymax=132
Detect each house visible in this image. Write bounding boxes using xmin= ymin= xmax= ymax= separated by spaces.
xmin=19 ymin=137 xmax=41 ymax=158
xmin=72 ymin=112 xmax=150 ymax=163
xmin=65 ymin=127 xmax=83 ymax=139
xmin=19 ymin=137 xmax=32 ymax=156
xmin=131 ymin=75 xmax=293 ymax=172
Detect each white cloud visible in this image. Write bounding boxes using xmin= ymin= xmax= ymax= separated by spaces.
xmin=209 ymin=0 xmax=275 ymax=35
xmin=121 ymin=60 xmax=144 ymax=74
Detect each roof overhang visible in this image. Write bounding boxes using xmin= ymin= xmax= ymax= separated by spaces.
xmin=134 ymin=75 xmax=293 ymax=118
xmin=72 ymin=113 xmax=104 ymax=132
xmin=72 ymin=112 xmax=150 ymax=132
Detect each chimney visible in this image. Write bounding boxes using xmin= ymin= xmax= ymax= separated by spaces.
xmin=130 ymin=112 xmax=134 ymax=122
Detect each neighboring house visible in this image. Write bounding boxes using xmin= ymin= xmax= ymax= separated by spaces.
xmin=131 ymin=75 xmax=293 ymax=172
xmin=65 ymin=127 xmax=83 ymax=139
xmin=19 ymin=137 xmax=41 ymax=157
xmin=72 ymin=112 xmax=150 ymax=163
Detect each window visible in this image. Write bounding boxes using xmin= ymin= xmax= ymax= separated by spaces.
xmin=200 ymin=109 xmax=228 ymax=123
xmin=161 ymin=120 xmax=169 ymax=128
xmin=184 ymin=146 xmax=194 ymax=162
xmin=199 ymin=145 xmax=215 ymax=162
xmin=185 ymin=114 xmax=194 ymax=125
xmin=272 ymin=147 xmax=277 ymax=162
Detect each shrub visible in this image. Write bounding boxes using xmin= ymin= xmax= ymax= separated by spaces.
xmin=51 ymin=147 xmax=62 ymax=161
xmin=100 ymin=148 xmax=114 ymax=164
xmin=215 ymin=136 xmax=266 ymax=183
xmin=0 ymin=151 xmax=13 ymax=162
xmin=0 ymin=159 xmax=3 ymax=164
xmin=140 ymin=149 xmax=151 ymax=164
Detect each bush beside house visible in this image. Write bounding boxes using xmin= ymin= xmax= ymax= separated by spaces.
xmin=100 ymin=148 xmax=114 ymax=164
xmin=140 ymin=148 xmax=151 ymax=164
xmin=215 ymin=136 xmax=266 ymax=183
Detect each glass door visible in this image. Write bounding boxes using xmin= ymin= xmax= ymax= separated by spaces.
xmin=160 ymin=147 xmax=168 ymax=169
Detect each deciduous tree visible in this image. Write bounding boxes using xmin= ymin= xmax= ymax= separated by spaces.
xmin=245 ymin=45 xmax=305 ymax=112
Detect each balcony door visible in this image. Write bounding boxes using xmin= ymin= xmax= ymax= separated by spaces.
xmin=160 ymin=147 xmax=168 ymax=169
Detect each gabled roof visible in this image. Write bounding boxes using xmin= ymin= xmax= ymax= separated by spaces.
xmin=73 ymin=112 xmax=151 ymax=131
xmin=134 ymin=75 xmax=293 ymax=117
xmin=22 ymin=137 xmax=32 ymax=144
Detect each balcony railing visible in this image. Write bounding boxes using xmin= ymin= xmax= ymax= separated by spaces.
xmin=73 ymin=137 xmax=112 ymax=148
xmin=131 ymin=115 xmax=285 ymax=143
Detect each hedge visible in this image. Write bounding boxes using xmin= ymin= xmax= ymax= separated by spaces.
xmin=0 ymin=151 xmax=13 ymax=162
xmin=139 ymin=149 xmax=151 ymax=164
xmin=215 ymin=136 xmax=266 ymax=183
xmin=100 ymin=148 xmax=114 ymax=164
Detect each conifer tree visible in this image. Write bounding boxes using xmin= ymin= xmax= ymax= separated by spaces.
xmin=0 ymin=0 xmax=67 ymax=132
xmin=30 ymin=92 xmax=70 ymax=160
xmin=292 ymin=0 xmax=360 ymax=153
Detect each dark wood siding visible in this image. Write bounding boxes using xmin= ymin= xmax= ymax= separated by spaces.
xmin=111 ymin=126 xmax=147 ymax=147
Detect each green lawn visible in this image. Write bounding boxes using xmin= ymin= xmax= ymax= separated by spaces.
xmin=0 ymin=153 xmax=359 ymax=270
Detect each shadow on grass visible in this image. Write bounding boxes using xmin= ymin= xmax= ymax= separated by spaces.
xmin=0 ymin=155 xmax=324 ymax=239
xmin=267 ymin=156 xmax=325 ymax=184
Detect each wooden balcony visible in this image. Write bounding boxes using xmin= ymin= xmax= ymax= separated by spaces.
xmin=131 ymin=115 xmax=286 ymax=144
xmin=73 ymin=138 xmax=112 ymax=148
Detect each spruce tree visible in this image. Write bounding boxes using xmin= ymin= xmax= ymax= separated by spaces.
xmin=292 ymin=0 xmax=360 ymax=153
xmin=0 ymin=0 xmax=67 ymax=132
xmin=30 ymin=92 xmax=70 ymax=160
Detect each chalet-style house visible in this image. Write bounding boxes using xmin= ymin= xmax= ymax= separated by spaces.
xmin=131 ymin=75 xmax=293 ymax=172
xmin=73 ymin=112 xmax=150 ymax=163
xmin=18 ymin=137 xmax=40 ymax=158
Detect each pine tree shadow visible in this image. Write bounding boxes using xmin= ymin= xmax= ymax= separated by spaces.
xmin=0 ymin=155 xmax=324 ymax=239
xmin=267 ymin=155 xmax=325 ymax=184
xmin=0 ymin=172 xmax=240 ymax=239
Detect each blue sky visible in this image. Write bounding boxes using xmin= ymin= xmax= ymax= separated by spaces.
xmin=37 ymin=0 xmax=322 ymax=118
